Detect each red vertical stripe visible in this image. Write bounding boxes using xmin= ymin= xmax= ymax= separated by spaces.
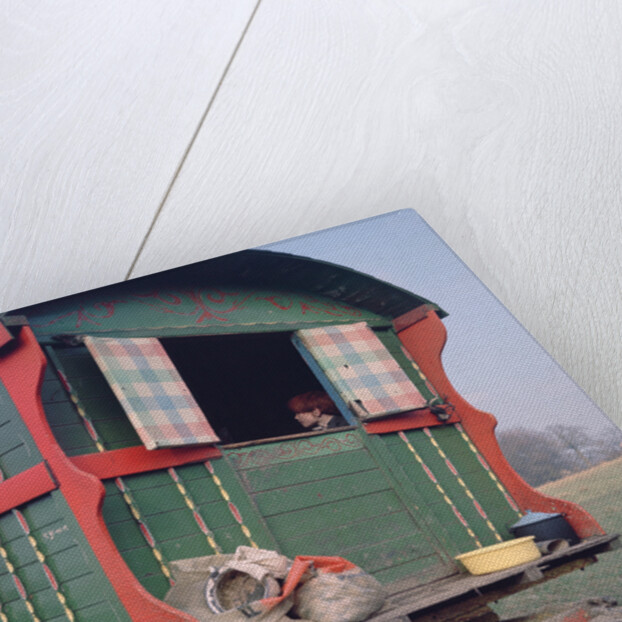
xmin=228 ymin=502 xmax=243 ymax=524
xmin=13 ymin=576 xmax=27 ymax=600
xmin=14 ymin=510 xmax=30 ymax=535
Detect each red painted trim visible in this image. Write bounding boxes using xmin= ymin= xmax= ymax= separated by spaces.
xmin=70 ymin=445 xmax=221 ymax=480
xmin=397 ymin=312 xmax=604 ymax=539
xmin=0 ymin=462 xmax=57 ymax=515
xmin=392 ymin=304 xmax=437 ymax=332
xmin=0 ymin=328 xmax=195 ymax=621
xmin=364 ymin=408 xmax=459 ymax=434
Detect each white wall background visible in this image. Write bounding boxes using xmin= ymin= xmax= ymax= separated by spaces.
xmin=1 ymin=1 xmax=620 ymax=428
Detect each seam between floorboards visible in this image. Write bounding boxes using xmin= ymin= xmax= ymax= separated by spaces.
xmin=125 ymin=0 xmax=265 ymax=281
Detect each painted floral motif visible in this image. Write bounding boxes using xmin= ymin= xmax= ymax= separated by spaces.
xmin=33 ymin=290 xmax=363 ymax=332
xmin=227 ymin=432 xmax=363 ymax=469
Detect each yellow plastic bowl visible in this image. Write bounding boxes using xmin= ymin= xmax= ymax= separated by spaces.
xmin=455 ymin=536 xmax=541 ymax=575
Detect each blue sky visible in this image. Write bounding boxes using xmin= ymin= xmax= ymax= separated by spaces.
xmin=264 ymin=209 xmax=615 ymax=434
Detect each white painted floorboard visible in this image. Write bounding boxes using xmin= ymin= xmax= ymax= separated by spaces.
xmin=132 ymin=0 xmax=622 ymax=427
xmin=0 ymin=0 xmax=257 ymax=310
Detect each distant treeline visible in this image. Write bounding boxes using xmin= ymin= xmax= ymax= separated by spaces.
xmin=497 ymin=425 xmax=622 ymax=487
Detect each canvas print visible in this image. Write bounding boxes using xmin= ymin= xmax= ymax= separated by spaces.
xmin=0 ymin=210 xmax=619 ymax=622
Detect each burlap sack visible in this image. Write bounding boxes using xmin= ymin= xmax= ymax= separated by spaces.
xmin=164 ymin=548 xmax=298 ymax=622
xmin=291 ymin=567 xmax=387 ymax=622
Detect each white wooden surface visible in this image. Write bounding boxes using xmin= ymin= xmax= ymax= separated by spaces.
xmin=1 ymin=1 xmax=620 ymax=427
xmin=0 ymin=0 xmax=256 ymax=306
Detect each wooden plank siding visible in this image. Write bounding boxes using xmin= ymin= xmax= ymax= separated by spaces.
xmin=101 ymin=459 xmax=277 ymax=600
xmin=226 ymin=431 xmax=453 ymax=586
xmin=43 ymin=346 xmax=141 ymax=456
xmin=378 ymin=426 xmax=522 ymax=554
xmin=36 ymin=331 xmax=522 ymax=602
xmin=0 ymin=491 xmax=130 ymax=621
xmin=0 ymin=375 xmax=130 ymax=621
xmin=0 ymin=382 xmax=42 ymax=479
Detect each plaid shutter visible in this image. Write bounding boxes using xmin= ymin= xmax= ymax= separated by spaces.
xmin=295 ymin=322 xmax=427 ymax=421
xmin=84 ymin=337 xmax=219 ymax=450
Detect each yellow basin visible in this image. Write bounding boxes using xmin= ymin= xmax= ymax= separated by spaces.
xmin=455 ymin=536 xmax=541 ymax=575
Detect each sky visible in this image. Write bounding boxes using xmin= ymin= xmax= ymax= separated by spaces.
xmin=263 ymin=209 xmax=617 ymax=435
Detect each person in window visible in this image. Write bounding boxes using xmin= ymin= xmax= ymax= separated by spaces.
xmin=287 ymin=391 xmax=348 ymax=431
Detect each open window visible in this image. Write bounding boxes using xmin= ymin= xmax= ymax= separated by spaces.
xmin=160 ymin=332 xmax=351 ymax=445
xmin=50 ymin=322 xmax=442 ymax=453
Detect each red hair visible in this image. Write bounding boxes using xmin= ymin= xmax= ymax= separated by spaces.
xmin=287 ymin=391 xmax=339 ymax=415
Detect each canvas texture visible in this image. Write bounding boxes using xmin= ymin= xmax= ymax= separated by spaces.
xmin=296 ymin=322 xmax=427 ymax=420
xmin=84 ymin=336 xmax=219 ymax=449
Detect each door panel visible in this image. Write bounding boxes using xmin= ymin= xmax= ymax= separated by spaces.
xmin=226 ymin=430 xmax=457 ymax=586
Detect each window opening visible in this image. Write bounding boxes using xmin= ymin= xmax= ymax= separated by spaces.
xmin=160 ymin=332 xmax=351 ymax=445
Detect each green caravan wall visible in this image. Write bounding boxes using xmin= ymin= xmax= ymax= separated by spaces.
xmin=225 ymin=431 xmax=454 ymax=586
xmin=26 ymin=286 xmax=389 ymax=342
xmin=101 ymin=460 xmax=278 ymax=600
xmin=37 ymin=337 xmax=524 ymax=598
xmin=40 ymin=346 xmax=278 ymax=601
xmin=0 ymin=382 xmax=43 ymax=479
xmin=0 ymin=382 xmax=130 ymax=622
xmin=373 ymin=426 xmax=522 ymax=555
xmin=43 ymin=347 xmax=141 ymax=456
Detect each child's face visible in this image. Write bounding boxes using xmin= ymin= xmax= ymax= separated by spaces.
xmin=295 ymin=408 xmax=322 ymax=428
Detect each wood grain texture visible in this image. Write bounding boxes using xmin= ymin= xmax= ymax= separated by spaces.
xmin=0 ymin=0 xmax=256 ymax=310
xmin=131 ymin=0 xmax=622 ymax=428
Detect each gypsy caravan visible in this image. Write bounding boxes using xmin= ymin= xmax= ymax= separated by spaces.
xmin=0 ymin=250 xmax=616 ymax=621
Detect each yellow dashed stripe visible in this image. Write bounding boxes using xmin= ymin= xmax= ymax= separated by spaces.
xmin=455 ymin=424 xmax=522 ymax=517
xmin=116 ymin=482 xmax=173 ymax=582
xmin=400 ymin=346 xmax=442 ymax=402
xmin=425 ymin=429 xmax=503 ymax=542
xmin=21 ymin=518 xmax=76 ymax=621
xmin=58 ymin=365 xmax=174 ymax=580
xmin=70 ymin=396 xmax=106 ymax=453
xmin=169 ymin=468 xmax=222 ymax=553
xmin=0 ymin=543 xmax=41 ymax=621
xmin=204 ymin=462 xmax=258 ymax=548
xmin=398 ymin=433 xmax=482 ymax=548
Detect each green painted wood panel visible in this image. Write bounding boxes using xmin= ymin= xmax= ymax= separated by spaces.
xmin=380 ymin=431 xmax=489 ymax=552
xmin=100 ymin=457 xmax=277 ymax=600
xmin=253 ymin=469 xmax=388 ymax=516
xmin=227 ymin=431 xmax=364 ymax=470
xmin=428 ymin=426 xmax=521 ymax=538
xmin=0 ymin=491 xmax=130 ymax=622
xmin=3 ymin=600 xmax=32 ymax=622
xmin=0 ymin=381 xmax=42 ymax=478
xmin=234 ymin=447 xmax=371 ymax=492
xmin=407 ymin=431 xmax=500 ymax=546
xmin=47 ymin=346 xmax=141 ymax=454
xmin=28 ymin=285 xmax=389 ymax=342
xmin=380 ymin=426 xmax=522 ymax=552
xmin=227 ymin=430 xmax=452 ymax=586
xmin=264 ymin=490 xmax=407 ymax=540
xmin=101 ymin=483 xmax=173 ymax=600
xmin=373 ymin=554 xmax=454 ymax=586
xmin=279 ymin=510 xmax=422 ymax=555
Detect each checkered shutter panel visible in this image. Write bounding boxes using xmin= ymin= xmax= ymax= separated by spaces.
xmin=295 ymin=322 xmax=427 ymax=421
xmin=84 ymin=337 xmax=219 ymax=449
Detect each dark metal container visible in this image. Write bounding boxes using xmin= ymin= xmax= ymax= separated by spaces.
xmin=510 ymin=511 xmax=580 ymax=545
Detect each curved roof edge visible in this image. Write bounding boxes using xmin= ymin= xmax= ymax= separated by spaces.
xmin=7 ymin=249 xmax=447 ymax=321
xmin=234 ymin=249 xmax=447 ymax=320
